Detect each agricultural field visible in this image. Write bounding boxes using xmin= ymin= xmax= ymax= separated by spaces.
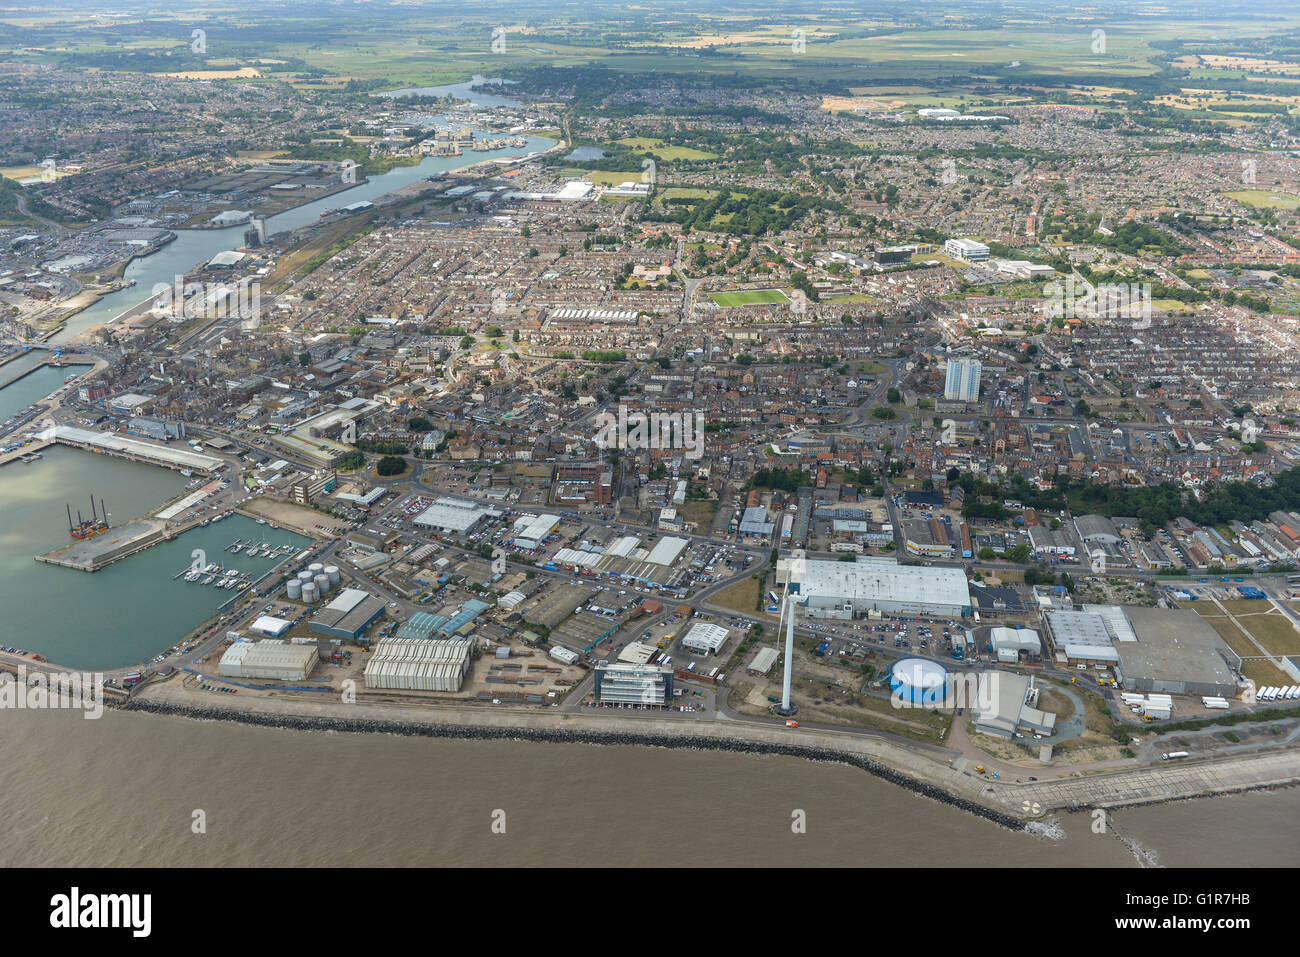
xmin=709 ymin=289 xmax=790 ymax=307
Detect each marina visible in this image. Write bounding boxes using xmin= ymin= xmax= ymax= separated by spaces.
xmin=0 ymin=444 xmax=311 ymax=670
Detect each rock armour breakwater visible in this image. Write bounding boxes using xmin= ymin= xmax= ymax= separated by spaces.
xmin=124 ymin=699 xmax=1027 ymax=831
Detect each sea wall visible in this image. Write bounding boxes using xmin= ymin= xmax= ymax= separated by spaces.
xmin=123 ymin=697 xmax=1027 ymax=830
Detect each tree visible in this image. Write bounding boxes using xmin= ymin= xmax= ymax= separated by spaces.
xmin=408 ymin=417 xmax=433 ymax=433
xmin=298 ymin=352 xmax=311 ymax=366
xmin=377 ymin=455 xmax=407 ymax=476
xmin=886 ymin=387 xmax=901 ymax=404
xmin=1004 ymin=544 xmax=1031 ymax=563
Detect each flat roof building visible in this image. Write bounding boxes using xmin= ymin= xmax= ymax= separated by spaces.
xmin=779 ymin=556 xmax=971 ymax=620
xmin=219 ymin=640 xmax=318 ymax=681
xmin=593 ymin=662 xmax=674 ymax=705
xmin=413 ymin=497 xmax=501 ymax=536
xmin=308 ymin=587 xmax=386 ymax=640
xmin=1115 ymin=607 xmax=1240 ymax=698
xmin=973 ymin=672 xmax=1056 ymax=740
xmin=681 ymin=622 xmax=729 ymax=656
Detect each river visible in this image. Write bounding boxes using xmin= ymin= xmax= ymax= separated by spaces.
xmin=52 ymin=125 xmax=554 ymax=343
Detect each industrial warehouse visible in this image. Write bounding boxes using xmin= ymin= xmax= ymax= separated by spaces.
xmin=363 ymin=638 xmax=473 ymax=692
xmin=219 ymin=640 xmax=319 ymax=681
xmin=780 ymin=556 xmax=972 ymax=620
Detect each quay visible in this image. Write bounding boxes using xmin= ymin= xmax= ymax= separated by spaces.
xmin=0 ymin=425 xmax=224 ymax=474
xmin=34 ymin=514 xmax=211 ymax=572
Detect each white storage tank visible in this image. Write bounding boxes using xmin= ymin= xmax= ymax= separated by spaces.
xmin=302 ymin=582 xmax=318 ymax=603
xmin=309 ymin=563 xmax=325 ymax=574
xmin=314 ymin=573 xmax=331 ymax=595
xmin=298 ymin=570 xmax=314 ymax=582
xmin=325 ymin=565 xmax=340 ymax=585
xmin=286 ymin=578 xmax=303 ymax=600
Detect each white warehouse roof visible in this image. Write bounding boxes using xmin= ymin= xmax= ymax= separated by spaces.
xmin=795 ymin=557 xmax=969 ymax=609
xmin=682 ymin=622 xmax=729 ymax=654
xmin=645 ymin=536 xmax=688 ymax=567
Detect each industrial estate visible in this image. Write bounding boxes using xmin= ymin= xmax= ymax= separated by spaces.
xmin=3 ymin=0 xmax=1300 ymax=854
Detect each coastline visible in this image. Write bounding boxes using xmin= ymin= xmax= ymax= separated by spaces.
xmin=125 ymin=676 xmax=1300 ymax=825
xmin=124 ymin=693 xmax=1028 ymax=831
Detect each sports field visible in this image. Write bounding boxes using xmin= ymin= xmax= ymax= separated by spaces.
xmin=710 ymin=289 xmax=790 ymax=306
xmin=1224 ymin=189 xmax=1300 ymax=210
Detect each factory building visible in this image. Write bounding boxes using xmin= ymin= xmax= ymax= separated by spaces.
xmin=988 ymin=626 xmax=1042 ymax=663
xmin=219 ymin=640 xmax=319 ymax=681
xmin=249 ymin=615 xmax=293 ymax=637
xmin=973 ymin=672 xmax=1057 ymax=740
xmin=308 ymin=588 xmax=387 ymax=640
xmin=593 ymin=662 xmax=674 ymax=705
xmin=511 ymin=513 xmax=561 ymax=550
xmin=1074 ymin=514 xmax=1122 ymax=546
xmin=1115 ymin=608 xmax=1240 ymax=698
xmin=681 ymin=622 xmax=729 ymax=656
xmin=363 ymin=638 xmax=472 ymax=692
xmin=777 ymin=556 xmax=971 ymax=620
xmin=1043 ymin=606 xmax=1133 ymax=667
xmin=413 ymin=497 xmax=501 ymax=536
